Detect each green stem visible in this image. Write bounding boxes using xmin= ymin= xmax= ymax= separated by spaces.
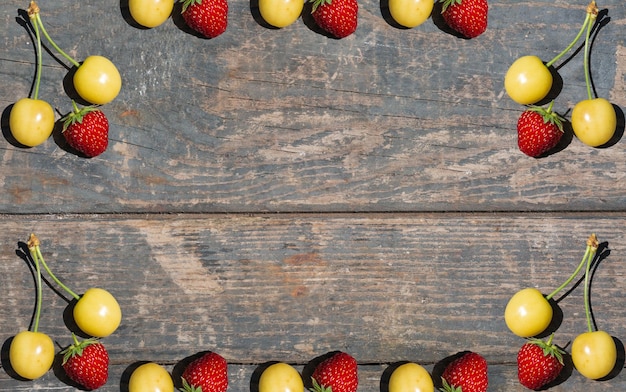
xmin=583 ymin=239 xmax=597 ymax=333
xmin=33 ymin=239 xmax=80 ymax=300
xmin=546 ymin=12 xmax=591 ymax=68
xmin=582 ymin=9 xmax=595 ymax=100
xmin=30 ymin=8 xmax=43 ymax=100
xmin=33 ymin=12 xmax=80 ymax=68
xmin=546 ymin=244 xmax=592 ymax=300
xmin=28 ymin=236 xmax=44 ymax=333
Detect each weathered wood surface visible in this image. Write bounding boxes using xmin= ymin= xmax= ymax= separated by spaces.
xmin=0 ymin=214 xmax=625 ymax=390
xmin=1 ymin=0 xmax=626 ymax=391
xmin=0 ymin=0 xmax=625 ymax=213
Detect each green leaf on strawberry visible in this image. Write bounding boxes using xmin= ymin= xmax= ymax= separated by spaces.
xmin=311 ymin=378 xmax=332 ymax=392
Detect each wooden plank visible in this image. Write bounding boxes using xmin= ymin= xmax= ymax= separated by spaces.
xmin=0 ymin=1 xmax=625 ymax=213
xmin=0 ymin=213 xmax=624 ymax=389
xmin=1 ymin=363 xmax=624 ymax=391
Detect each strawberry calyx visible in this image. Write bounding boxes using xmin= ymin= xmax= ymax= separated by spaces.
xmin=60 ymin=333 xmax=101 ymax=365
xmin=180 ymin=377 xmax=202 ymax=392
xmin=310 ymin=378 xmax=332 ymax=392
xmin=439 ymin=0 xmax=463 ymax=13
xmin=62 ymin=101 xmax=101 ymax=132
xmin=309 ymin=0 xmax=332 ymax=13
xmin=526 ymin=101 xmax=564 ymax=133
xmin=180 ymin=0 xmax=203 ymax=13
xmin=439 ymin=378 xmax=462 ymax=392
xmin=526 ymin=335 xmax=565 ymax=366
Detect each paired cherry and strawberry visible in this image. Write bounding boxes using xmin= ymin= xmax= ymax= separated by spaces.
xmin=438 ymin=0 xmax=488 ymax=39
xmin=506 ymin=234 xmax=620 ymax=386
xmin=311 ymin=351 xmax=358 ymax=392
xmin=181 ymin=352 xmax=228 ymax=392
xmin=61 ymin=334 xmax=110 ymax=390
xmin=506 ymin=1 xmax=616 ymax=154
xmin=308 ymin=0 xmax=358 ymax=38
xmin=10 ymin=2 xmax=117 ymax=155
xmin=440 ymin=351 xmax=488 ymax=392
xmin=516 ymin=335 xmax=565 ymax=390
xmin=8 ymin=235 xmax=118 ymax=388
xmin=180 ymin=0 xmax=228 ymax=38
xmin=516 ymin=101 xmax=564 ymax=157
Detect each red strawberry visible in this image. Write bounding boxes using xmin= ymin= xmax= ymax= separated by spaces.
xmin=439 ymin=0 xmax=488 ymax=38
xmin=180 ymin=0 xmax=228 ymax=38
xmin=517 ymin=337 xmax=565 ymax=390
xmin=62 ymin=104 xmax=109 ymax=158
xmin=309 ymin=0 xmax=358 ymax=38
xmin=311 ymin=351 xmax=358 ymax=392
xmin=61 ymin=336 xmax=109 ymax=390
xmin=440 ymin=351 xmax=488 ymax=392
xmin=181 ymin=352 xmax=228 ymax=392
xmin=517 ymin=103 xmax=564 ymax=157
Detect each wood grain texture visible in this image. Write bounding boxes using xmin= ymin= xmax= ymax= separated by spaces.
xmin=0 ymin=214 xmax=624 ymax=390
xmin=0 ymin=1 xmax=624 ymax=213
xmin=1 ymin=0 xmax=626 ymax=391
xmin=1 ymin=363 xmax=625 ymax=392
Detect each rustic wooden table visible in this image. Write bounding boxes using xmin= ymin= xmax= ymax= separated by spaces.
xmin=1 ymin=0 xmax=626 ymax=390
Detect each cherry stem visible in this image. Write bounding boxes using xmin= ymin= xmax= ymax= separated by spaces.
xmin=27 ymin=234 xmax=44 ymax=333
xmin=29 ymin=1 xmax=80 ymax=68
xmin=545 ymin=237 xmax=594 ymax=300
xmin=29 ymin=235 xmax=80 ymax=301
xmin=545 ymin=2 xmax=595 ymax=68
xmin=27 ymin=2 xmax=43 ymax=100
xmin=582 ymin=2 xmax=598 ymax=101
xmin=583 ymin=234 xmax=599 ymax=333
